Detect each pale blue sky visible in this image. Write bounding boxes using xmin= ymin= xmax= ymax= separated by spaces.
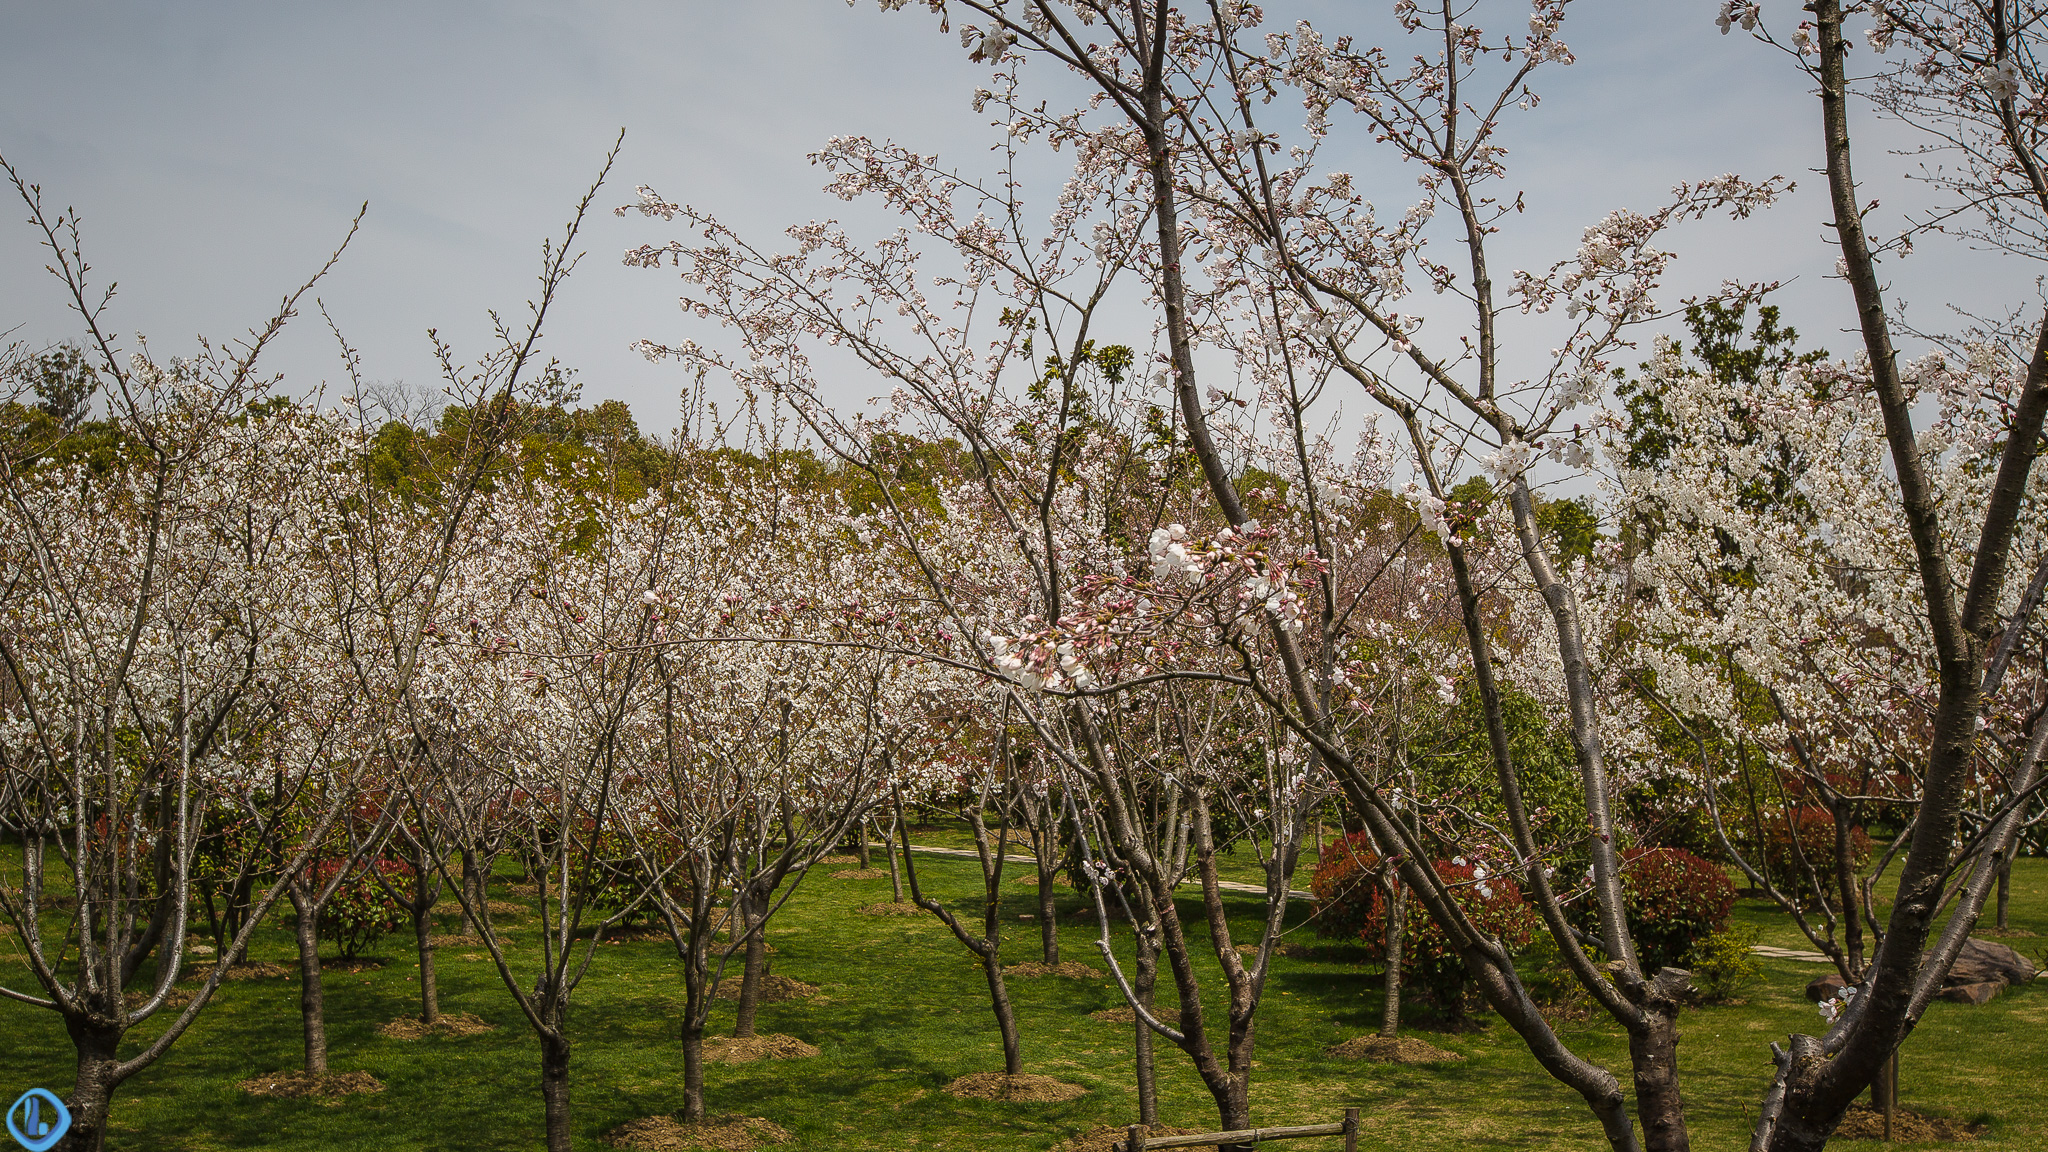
xmin=0 ymin=2 xmax=2008 ymax=433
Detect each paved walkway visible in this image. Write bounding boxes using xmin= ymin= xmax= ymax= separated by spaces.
xmin=1750 ymin=944 xmax=1832 ymax=963
xmin=905 ymin=843 xmax=1314 ymax=901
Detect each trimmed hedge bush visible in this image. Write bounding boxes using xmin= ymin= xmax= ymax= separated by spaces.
xmin=1611 ymin=846 xmax=1737 ymax=972
xmin=1312 ymin=832 xmax=1538 ymax=1008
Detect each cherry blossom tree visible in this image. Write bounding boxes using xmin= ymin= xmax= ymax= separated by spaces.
xmin=1632 ymin=5 xmax=2048 ymax=1147
xmin=618 ymin=462 xmax=925 ymax=1123
xmin=0 ymin=158 xmax=380 ymax=1152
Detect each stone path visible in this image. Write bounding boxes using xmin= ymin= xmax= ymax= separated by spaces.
xmin=1750 ymin=944 xmax=1832 ymax=963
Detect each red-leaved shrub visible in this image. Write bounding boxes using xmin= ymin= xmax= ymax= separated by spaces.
xmin=1611 ymin=847 xmax=1737 ymax=972
xmin=1312 ymin=832 xmax=1538 ymax=1008
xmin=1747 ymin=805 xmax=1871 ymax=898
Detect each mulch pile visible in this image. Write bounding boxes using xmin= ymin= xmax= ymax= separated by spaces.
xmin=1324 ymin=1035 xmax=1465 ymax=1063
xmin=713 ymin=975 xmax=820 ymax=1003
xmin=124 ymin=987 xmax=194 ymax=1011
xmin=238 ymin=1071 xmax=385 ymax=1100
xmin=1834 ymin=1104 xmax=1985 ymax=1142
xmin=830 ymin=868 xmax=890 ymax=880
xmin=1090 ymin=1004 xmax=1177 ymax=1026
xmin=427 ymin=933 xmax=483 ymax=948
xmin=375 ymin=1011 xmax=496 ymax=1040
xmin=817 ymin=855 xmax=861 ymax=866
xmin=858 ymin=902 xmax=924 ymax=917
xmin=603 ymin=1115 xmax=793 ymax=1151
xmin=1006 ymin=961 xmax=1104 ymax=979
xmin=486 ymin=900 xmax=528 ymax=917
xmin=185 ymin=961 xmax=291 ymax=983
xmin=942 ymin=1072 xmax=1089 ymax=1103
xmin=1054 ymin=1126 xmax=1210 ymax=1152
xmin=701 ymin=1034 xmax=820 ymax=1063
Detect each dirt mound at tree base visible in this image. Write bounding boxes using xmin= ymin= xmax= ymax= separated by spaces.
xmin=701 ymin=1034 xmax=819 ymax=1063
xmin=124 ymin=987 xmax=193 ymax=1011
xmin=603 ymin=1115 xmax=793 ymax=1151
xmin=238 ymin=1071 xmax=385 ymax=1100
xmin=858 ymin=901 xmax=923 ymax=917
xmin=713 ymin=975 xmax=820 ymax=1003
xmin=1324 ymin=1035 xmax=1465 ymax=1063
xmin=1006 ymin=961 xmax=1104 ymax=979
xmin=184 ymin=961 xmax=291 ymax=982
xmin=376 ymin=1011 xmax=496 ymax=1039
xmin=1053 ymin=1125 xmax=1211 ymax=1152
xmin=1090 ymin=1004 xmax=1178 ymax=1025
xmin=1834 ymin=1105 xmax=1985 ymax=1142
xmin=830 ymin=868 xmax=890 ymax=880
xmin=818 ymin=855 xmax=861 ymax=865
xmin=942 ymin=1072 xmax=1089 ymax=1102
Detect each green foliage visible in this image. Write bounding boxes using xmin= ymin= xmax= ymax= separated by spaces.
xmin=1617 ymin=298 xmax=1825 ymax=477
xmin=23 ymin=344 xmax=99 ymax=428
xmin=1417 ymin=680 xmax=1588 ymax=856
xmin=1535 ymin=497 xmax=1599 ymax=566
xmin=1686 ymin=922 xmax=1764 ymax=1002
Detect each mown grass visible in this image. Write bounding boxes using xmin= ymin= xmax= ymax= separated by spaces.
xmin=1 ymin=844 xmax=2041 ymax=1151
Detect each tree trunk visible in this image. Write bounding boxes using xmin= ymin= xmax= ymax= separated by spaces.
xmin=1629 ymin=989 xmax=1690 ymax=1152
xmin=981 ymin=950 xmax=1024 ymax=1076
xmin=733 ymin=896 xmax=765 ymax=1039
xmin=885 ymin=817 xmax=904 ymax=902
xmin=855 ymin=820 xmax=870 ymax=868
xmin=415 ymin=913 xmax=440 ymax=1025
xmin=1380 ymin=880 xmax=1406 ymax=1038
xmin=1038 ymin=860 xmax=1060 ymax=966
xmin=1134 ymin=928 xmax=1160 ymax=1127
xmin=680 ymin=1021 xmax=706 ymax=1122
xmin=57 ymin=1016 xmax=122 ymax=1152
xmin=539 ymin=1031 xmax=572 ymax=1152
xmin=462 ymin=847 xmax=492 ymax=937
xmin=1871 ymin=1048 xmax=1898 ymax=1140
xmin=1210 ymin=1074 xmax=1254 ymax=1152
xmin=290 ymin=886 xmax=329 ymax=1075
xmin=1996 ymin=853 xmax=2012 ymax=932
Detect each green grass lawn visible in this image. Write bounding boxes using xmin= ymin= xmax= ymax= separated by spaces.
xmin=1 ymin=851 xmax=2042 ymax=1151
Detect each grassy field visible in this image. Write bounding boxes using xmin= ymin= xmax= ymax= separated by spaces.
xmin=1 ymin=844 xmax=2041 ymax=1151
